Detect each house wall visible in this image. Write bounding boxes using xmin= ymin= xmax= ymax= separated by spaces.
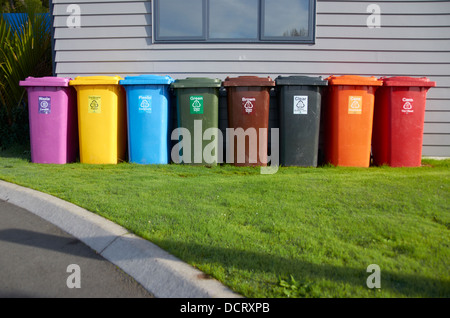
xmin=51 ymin=0 xmax=450 ymax=157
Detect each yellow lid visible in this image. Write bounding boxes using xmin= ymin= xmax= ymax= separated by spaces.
xmin=69 ymin=75 xmax=124 ymax=86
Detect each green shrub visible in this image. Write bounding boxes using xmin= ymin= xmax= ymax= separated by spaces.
xmin=0 ymin=0 xmax=51 ymax=149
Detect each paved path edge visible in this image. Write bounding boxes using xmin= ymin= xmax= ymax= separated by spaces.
xmin=0 ymin=180 xmax=241 ymax=298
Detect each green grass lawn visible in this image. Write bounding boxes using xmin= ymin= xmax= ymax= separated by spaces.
xmin=0 ymin=145 xmax=449 ymax=298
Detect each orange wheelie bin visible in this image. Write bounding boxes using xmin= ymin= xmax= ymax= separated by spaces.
xmin=322 ymin=75 xmax=382 ymax=167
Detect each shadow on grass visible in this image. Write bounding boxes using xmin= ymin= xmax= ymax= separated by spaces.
xmin=154 ymin=239 xmax=450 ymax=298
xmin=0 ymin=143 xmax=30 ymax=160
xmin=0 ymin=218 xmax=448 ymax=297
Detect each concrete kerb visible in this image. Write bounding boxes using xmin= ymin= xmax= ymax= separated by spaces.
xmin=0 ymin=180 xmax=241 ymax=298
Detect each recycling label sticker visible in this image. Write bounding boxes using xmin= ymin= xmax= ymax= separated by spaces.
xmin=138 ymin=95 xmax=152 ymax=114
xmin=190 ymin=96 xmax=204 ymax=114
xmin=294 ymin=96 xmax=308 ymax=115
xmin=348 ymin=96 xmax=362 ymax=114
xmin=88 ymin=96 xmax=101 ymax=114
xmin=242 ymin=97 xmax=256 ymax=115
xmin=38 ymin=96 xmax=51 ymax=114
xmin=401 ymin=97 xmax=414 ymax=115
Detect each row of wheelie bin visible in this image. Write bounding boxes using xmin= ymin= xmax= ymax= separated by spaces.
xmin=19 ymin=74 xmax=435 ymax=168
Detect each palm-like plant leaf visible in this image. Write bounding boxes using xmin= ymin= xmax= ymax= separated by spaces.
xmin=0 ymin=2 xmax=51 ymax=130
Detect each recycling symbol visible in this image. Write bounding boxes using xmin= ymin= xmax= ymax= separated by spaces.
xmin=244 ymin=100 xmax=254 ymax=114
xmin=403 ymin=101 xmax=412 ymax=110
xmin=295 ymin=100 xmax=305 ymax=111
xmin=350 ymin=100 xmax=360 ymax=109
xmin=40 ymin=101 xmax=49 ymax=109
xmin=192 ymin=99 xmax=201 ymax=108
xmin=90 ymin=100 xmax=99 ymax=111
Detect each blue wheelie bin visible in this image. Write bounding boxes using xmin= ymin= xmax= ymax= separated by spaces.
xmin=120 ymin=75 xmax=174 ymax=164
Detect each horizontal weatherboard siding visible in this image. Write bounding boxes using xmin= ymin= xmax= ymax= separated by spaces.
xmin=51 ymin=0 xmax=450 ymax=157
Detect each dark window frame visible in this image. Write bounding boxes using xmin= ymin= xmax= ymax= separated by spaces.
xmin=154 ymin=0 xmax=316 ymax=44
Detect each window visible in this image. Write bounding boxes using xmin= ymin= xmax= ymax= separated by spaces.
xmin=154 ymin=0 xmax=316 ymax=43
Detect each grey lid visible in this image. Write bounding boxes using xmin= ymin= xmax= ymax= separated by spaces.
xmin=171 ymin=77 xmax=222 ymax=88
xmin=275 ymin=76 xmax=328 ymax=86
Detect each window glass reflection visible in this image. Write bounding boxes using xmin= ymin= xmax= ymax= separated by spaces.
xmin=209 ymin=0 xmax=258 ymax=39
xmin=263 ymin=0 xmax=310 ymax=38
xmin=158 ymin=0 xmax=204 ymax=38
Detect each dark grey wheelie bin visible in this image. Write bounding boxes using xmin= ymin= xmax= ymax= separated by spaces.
xmin=276 ymin=76 xmax=328 ymax=167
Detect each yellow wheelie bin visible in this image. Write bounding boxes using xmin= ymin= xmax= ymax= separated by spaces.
xmin=69 ymin=76 xmax=127 ymax=164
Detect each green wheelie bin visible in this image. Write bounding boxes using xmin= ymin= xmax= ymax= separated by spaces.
xmin=171 ymin=78 xmax=222 ymax=165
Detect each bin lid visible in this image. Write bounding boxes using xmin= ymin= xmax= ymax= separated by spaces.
xmin=19 ymin=76 xmax=72 ymax=87
xmin=326 ymin=75 xmax=383 ymax=86
xmin=171 ymin=77 xmax=222 ymax=88
xmin=120 ymin=75 xmax=174 ymax=85
xmin=380 ymin=76 xmax=436 ymax=87
xmin=275 ymin=75 xmax=328 ymax=86
xmin=69 ymin=75 xmax=123 ymax=86
xmin=223 ymin=76 xmax=275 ymax=87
